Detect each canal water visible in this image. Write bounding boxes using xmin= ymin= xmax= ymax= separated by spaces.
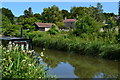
xmin=34 ymin=47 xmax=119 ymax=78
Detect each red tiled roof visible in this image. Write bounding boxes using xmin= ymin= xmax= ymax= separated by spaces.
xmin=35 ymin=22 xmax=53 ymax=28
xmin=63 ymin=19 xmax=76 ymax=22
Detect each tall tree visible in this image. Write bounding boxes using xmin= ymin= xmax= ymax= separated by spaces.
xmin=96 ymin=3 xmax=105 ymax=22
xmin=2 ymin=14 xmax=12 ymax=29
xmin=61 ymin=9 xmax=71 ymax=19
xmin=24 ymin=7 xmax=33 ymax=18
xmin=96 ymin=3 xmax=103 ymax=13
xmin=70 ymin=7 xmax=89 ymax=19
xmin=21 ymin=17 xmax=41 ymax=30
xmin=73 ymin=15 xmax=102 ymax=36
xmin=41 ymin=5 xmax=63 ymax=23
xmin=1 ymin=8 xmax=14 ymax=23
xmin=34 ymin=13 xmax=42 ymax=20
xmin=117 ymin=1 xmax=120 ymax=42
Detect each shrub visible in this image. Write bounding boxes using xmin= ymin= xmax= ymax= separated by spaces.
xmin=1 ymin=45 xmax=52 ymax=78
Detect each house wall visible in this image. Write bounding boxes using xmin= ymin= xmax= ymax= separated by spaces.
xmin=45 ymin=28 xmax=50 ymax=31
xmin=64 ymin=22 xmax=75 ymax=29
xmin=38 ymin=27 xmax=45 ymax=31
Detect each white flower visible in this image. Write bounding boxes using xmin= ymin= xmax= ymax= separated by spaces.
xmin=7 ymin=50 xmax=9 ymax=52
xmin=40 ymin=52 xmax=44 ymax=57
xmin=2 ymin=58 xmax=6 ymax=61
xmin=43 ymin=48 xmax=45 ymax=51
xmin=22 ymin=50 xmax=26 ymax=53
xmin=3 ymin=47 xmax=6 ymax=50
xmin=28 ymin=50 xmax=34 ymax=53
xmin=28 ymin=64 xmax=32 ymax=66
xmin=22 ymin=59 xmax=26 ymax=62
xmin=12 ymin=43 xmax=15 ymax=46
xmin=38 ymin=77 xmax=41 ymax=79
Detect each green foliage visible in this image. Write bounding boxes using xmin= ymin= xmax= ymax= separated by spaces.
xmin=1 ymin=8 xmax=14 ymax=23
xmin=2 ymin=46 xmax=49 ymax=78
xmin=55 ymin=22 xmax=65 ymax=29
xmin=96 ymin=3 xmax=103 ymax=14
xmin=101 ymin=44 xmax=120 ymax=60
xmin=70 ymin=7 xmax=89 ymax=18
xmin=42 ymin=5 xmax=63 ymax=23
xmin=2 ymin=14 xmax=12 ymax=28
xmin=25 ymin=31 xmax=120 ymax=60
xmin=47 ymin=24 xmax=59 ymax=35
xmin=2 ymin=22 xmax=22 ymax=37
xmin=73 ymin=15 xmax=102 ymax=36
xmin=24 ymin=7 xmax=33 ymax=18
xmin=34 ymin=13 xmax=42 ymax=20
xmin=21 ymin=17 xmax=42 ymax=30
xmin=61 ymin=9 xmax=71 ymax=19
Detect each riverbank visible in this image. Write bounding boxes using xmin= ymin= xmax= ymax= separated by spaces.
xmin=25 ymin=31 xmax=120 ymax=60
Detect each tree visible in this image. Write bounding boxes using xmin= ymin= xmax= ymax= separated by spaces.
xmin=70 ymin=7 xmax=89 ymax=19
xmin=47 ymin=24 xmax=59 ymax=35
xmin=88 ymin=6 xmax=98 ymax=18
xmin=103 ymin=17 xmax=116 ymax=32
xmin=73 ymin=15 xmax=102 ymax=36
xmin=1 ymin=8 xmax=14 ymax=23
xmin=21 ymin=17 xmax=41 ymax=30
xmin=24 ymin=7 xmax=33 ymax=18
xmin=117 ymin=1 xmax=120 ymax=42
xmin=34 ymin=13 xmax=42 ymax=20
xmin=55 ymin=22 xmax=65 ymax=29
xmin=61 ymin=9 xmax=71 ymax=19
xmin=96 ymin=3 xmax=103 ymax=13
xmin=17 ymin=15 xmax=25 ymax=24
xmin=96 ymin=3 xmax=105 ymax=22
xmin=41 ymin=5 xmax=63 ymax=23
xmin=2 ymin=14 xmax=12 ymax=28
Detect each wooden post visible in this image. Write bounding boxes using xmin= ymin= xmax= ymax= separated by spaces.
xmin=21 ymin=28 xmax=23 ymax=38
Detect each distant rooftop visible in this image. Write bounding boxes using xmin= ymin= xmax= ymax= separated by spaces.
xmin=34 ymin=22 xmax=53 ymax=28
xmin=63 ymin=19 xmax=77 ymax=22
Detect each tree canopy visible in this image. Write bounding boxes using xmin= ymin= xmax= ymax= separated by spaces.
xmin=73 ymin=15 xmax=102 ymax=36
xmin=24 ymin=7 xmax=33 ymax=18
xmin=1 ymin=8 xmax=14 ymax=23
xmin=41 ymin=5 xmax=63 ymax=23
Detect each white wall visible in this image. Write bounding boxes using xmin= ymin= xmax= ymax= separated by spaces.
xmin=45 ymin=28 xmax=50 ymax=31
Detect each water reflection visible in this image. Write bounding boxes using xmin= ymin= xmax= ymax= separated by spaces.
xmin=34 ymin=47 xmax=119 ymax=78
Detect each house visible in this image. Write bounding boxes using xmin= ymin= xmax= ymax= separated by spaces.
xmin=34 ymin=22 xmax=53 ymax=31
xmin=63 ymin=19 xmax=77 ymax=29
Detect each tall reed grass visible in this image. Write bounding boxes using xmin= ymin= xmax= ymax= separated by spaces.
xmin=25 ymin=31 xmax=120 ymax=60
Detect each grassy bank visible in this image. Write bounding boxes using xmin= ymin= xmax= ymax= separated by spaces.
xmin=25 ymin=31 xmax=120 ymax=60
xmin=1 ymin=45 xmax=53 ymax=79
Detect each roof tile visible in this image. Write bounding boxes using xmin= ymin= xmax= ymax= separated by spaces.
xmin=35 ymin=22 xmax=53 ymax=28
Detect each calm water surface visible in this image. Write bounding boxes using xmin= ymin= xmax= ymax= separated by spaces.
xmin=34 ymin=47 xmax=119 ymax=78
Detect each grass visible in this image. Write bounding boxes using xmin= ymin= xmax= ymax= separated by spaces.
xmin=25 ymin=31 xmax=120 ymax=60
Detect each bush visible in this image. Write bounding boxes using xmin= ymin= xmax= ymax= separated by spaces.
xmin=26 ymin=31 xmax=120 ymax=60
xmin=1 ymin=45 xmax=52 ymax=78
